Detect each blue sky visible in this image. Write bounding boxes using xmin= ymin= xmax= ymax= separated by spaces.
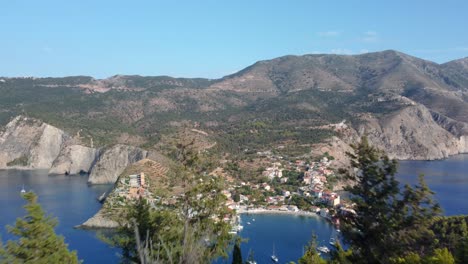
xmin=1 ymin=0 xmax=467 ymax=78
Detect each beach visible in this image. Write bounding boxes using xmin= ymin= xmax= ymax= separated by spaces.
xmin=238 ymin=208 xmax=320 ymax=217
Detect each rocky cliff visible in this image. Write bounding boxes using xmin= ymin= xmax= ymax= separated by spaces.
xmin=0 ymin=116 xmax=68 ymax=169
xmin=0 ymin=116 xmax=148 ymax=184
xmin=49 ymin=145 xmax=100 ymax=175
xmin=78 ymin=210 xmax=119 ymax=229
xmin=87 ymin=144 xmax=148 ymax=184
xmin=359 ymin=104 xmax=468 ymax=160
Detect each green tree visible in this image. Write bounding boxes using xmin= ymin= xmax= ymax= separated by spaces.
xmin=329 ymin=242 xmax=353 ymax=264
xmin=105 ymin=142 xmax=233 ymax=264
xmin=105 ymin=197 xmax=154 ymax=263
xmin=232 ymin=238 xmax=242 ymax=264
xmin=396 ymin=175 xmax=441 ymax=255
xmin=425 ymin=248 xmax=455 ymax=264
xmin=454 ymin=238 xmax=468 ymax=264
xmin=390 ymin=252 xmax=422 ymax=264
xmin=339 ymin=136 xmax=441 ymax=263
xmin=0 ymin=192 xmax=79 ymax=264
xmin=298 ymin=235 xmax=326 ymax=264
xmin=340 ymin=136 xmax=401 ymax=262
xmin=233 ymin=193 xmax=240 ymax=203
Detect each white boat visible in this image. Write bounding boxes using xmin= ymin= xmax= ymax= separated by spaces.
xmin=329 ymin=238 xmax=336 ymax=247
xmin=20 ymin=185 xmax=26 ymax=194
xmin=247 ymin=221 xmax=251 ymax=225
xmin=271 ymin=244 xmax=279 ymax=262
xmin=317 ymin=246 xmax=330 ymax=254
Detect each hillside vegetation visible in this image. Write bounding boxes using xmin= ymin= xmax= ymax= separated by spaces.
xmin=2 ymin=50 xmax=468 ymax=159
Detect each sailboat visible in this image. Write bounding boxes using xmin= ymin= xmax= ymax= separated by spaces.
xmin=271 ymin=244 xmax=279 ymax=262
xmin=20 ymin=184 xmax=26 ymax=194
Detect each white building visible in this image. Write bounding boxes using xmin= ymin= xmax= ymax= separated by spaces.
xmin=320 ymin=208 xmax=329 ymax=218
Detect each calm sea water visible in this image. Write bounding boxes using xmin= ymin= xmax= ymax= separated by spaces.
xmin=219 ymin=214 xmax=336 ymax=264
xmin=0 ymin=170 xmax=119 ymax=263
xmin=0 ymin=154 xmax=467 ymax=263
xmin=396 ymin=154 xmax=468 ymax=216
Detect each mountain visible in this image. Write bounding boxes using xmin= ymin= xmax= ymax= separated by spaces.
xmin=1 ymin=50 xmax=468 ymax=161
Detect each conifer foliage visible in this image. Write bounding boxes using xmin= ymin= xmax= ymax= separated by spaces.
xmin=339 ymin=136 xmax=443 ymax=263
xmin=0 ymin=192 xmax=79 ymax=264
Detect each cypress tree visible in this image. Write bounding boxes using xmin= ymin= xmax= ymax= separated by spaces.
xmin=0 ymin=192 xmax=79 ymax=264
xmin=232 ymin=238 xmax=242 ymax=264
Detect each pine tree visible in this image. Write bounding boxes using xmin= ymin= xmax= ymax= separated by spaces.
xmin=454 ymin=238 xmax=468 ymax=264
xmin=329 ymin=242 xmax=353 ymax=264
xmin=397 ymin=175 xmax=441 ymax=255
xmin=425 ymin=248 xmax=455 ymax=264
xmin=298 ymin=235 xmax=326 ymax=264
xmin=0 ymin=192 xmax=79 ymax=264
xmin=339 ymin=136 xmax=441 ymax=262
xmin=109 ymin=196 xmax=153 ymax=263
xmin=340 ymin=136 xmax=401 ymax=262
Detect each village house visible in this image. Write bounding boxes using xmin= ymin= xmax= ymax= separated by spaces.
xmin=312 ymin=188 xmax=323 ymax=198
xmin=322 ymin=191 xmax=341 ymax=207
xmin=239 ymin=194 xmax=249 ymax=203
xmin=262 ymin=162 xmax=283 ymax=179
xmin=320 ymin=208 xmax=329 ymax=218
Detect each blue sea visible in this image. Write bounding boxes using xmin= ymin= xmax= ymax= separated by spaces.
xmin=0 ymin=170 xmax=119 ymax=263
xmin=1 ymin=154 xmax=467 ymax=263
xmin=397 ymin=154 xmax=468 ymax=216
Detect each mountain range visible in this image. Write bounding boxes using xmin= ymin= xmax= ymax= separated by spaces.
xmin=1 ymin=50 xmax=468 ymax=171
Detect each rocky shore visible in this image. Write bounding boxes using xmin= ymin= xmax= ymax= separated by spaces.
xmin=0 ymin=116 xmax=148 ymax=185
xmin=76 ymin=210 xmax=119 ymax=229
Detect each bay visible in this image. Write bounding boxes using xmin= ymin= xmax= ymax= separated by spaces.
xmin=0 ymin=169 xmax=119 ymax=263
xmin=0 ymin=154 xmax=467 ymax=263
xmin=396 ymin=154 xmax=468 ymax=216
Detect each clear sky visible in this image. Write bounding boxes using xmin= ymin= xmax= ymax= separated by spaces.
xmin=1 ymin=0 xmax=467 ymax=79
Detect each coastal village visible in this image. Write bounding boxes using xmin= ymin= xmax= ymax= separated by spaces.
xmin=220 ymin=152 xmax=356 ymax=232
xmin=102 ymin=152 xmax=353 ymax=234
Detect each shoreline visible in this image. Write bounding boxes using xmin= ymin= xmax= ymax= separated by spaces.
xmin=0 ymin=167 xmax=50 ymax=171
xmin=238 ymin=208 xmax=320 ymax=218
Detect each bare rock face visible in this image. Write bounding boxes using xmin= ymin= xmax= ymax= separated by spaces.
xmin=87 ymin=144 xmax=147 ymax=184
xmin=0 ymin=116 xmax=68 ymax=169
xmin=49 ymin=145 xmax=99 ymax=175
xmin=78 ymin=210 xmax=118 ymax=229
xmin=359 ymin=105 xmax=464 ymax=160
xmin=29 ymin=124 xmax=68 ymax=168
